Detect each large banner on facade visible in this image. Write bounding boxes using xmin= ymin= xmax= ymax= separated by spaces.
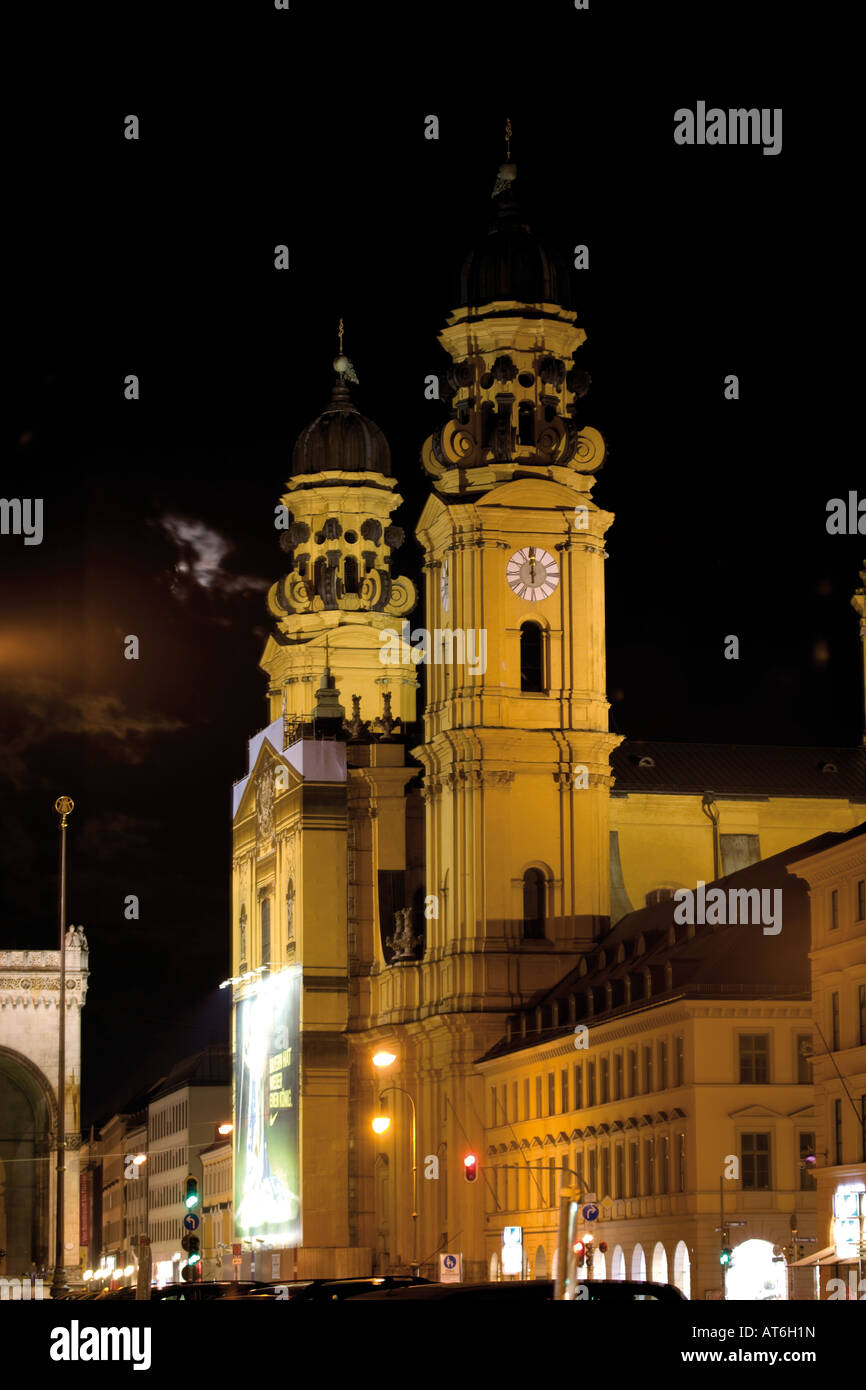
xmin=234 ymin=967 xmax=301 ymax=1246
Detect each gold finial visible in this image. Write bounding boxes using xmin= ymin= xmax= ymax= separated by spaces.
xmin=338 ymin=318 xmax=344 ymax=354
xmin=505 ymin=117 xmax=512 ymax=160
xmin=55 ymin=795 xmax=74 ymax=828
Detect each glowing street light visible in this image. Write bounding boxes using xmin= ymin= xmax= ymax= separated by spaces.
xmin=372 ymin=1051 xmax=397 ymax=1069
xmin=132 ymin=1153 xmax=147 ymax=1167
xmin=372 ymin=1115 xmax=391 ymax=1135
xmin=218 ymin=1123 xmax=233 ymax=1135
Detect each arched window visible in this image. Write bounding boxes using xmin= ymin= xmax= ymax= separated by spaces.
xmin=261 ymin=898 xmax=271 ymax=974
xmin=520 ymin=622 xmax=544 ymax=692
xmin=518 ymin=402 xmax=534 ymax=446
xmin=239 ymin=905 xmax=247 ymax=971
xmin=522 ymin=868 xmax=546 ymax=939
xmin=344 ymin=556 xmax=359 ymax=594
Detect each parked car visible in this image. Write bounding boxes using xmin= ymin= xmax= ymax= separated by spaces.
xmin=250 ymin=1276 xmax=431 ymax=1301
xmin=351 ymin=1278 xmax=687 ymax=1301
xmin=99 ymin=1280 xmax=280 ymax=1301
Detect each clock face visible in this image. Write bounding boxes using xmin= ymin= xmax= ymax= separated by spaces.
xmin=440 ymin=558 xmax=449 ymax=612
xmin=506 ymin=547 xmax=559 ymax=601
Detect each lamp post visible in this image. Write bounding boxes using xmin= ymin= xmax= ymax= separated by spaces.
xmin=372 ymin=1073 xmax=419 ymax=1278
xmin=51 ymin=795 xmax=74 ymax=1299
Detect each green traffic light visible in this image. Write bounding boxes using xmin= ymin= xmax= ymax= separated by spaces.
xmin=188 ymin=1252 xmax=201 ymax=1264
xmin=185 ymin=1192 xmax=199 ymax=1209
xmin=720 ymin=1248 xmax=733 ymax=1266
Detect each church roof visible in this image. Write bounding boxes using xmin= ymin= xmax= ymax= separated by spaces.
xmin=612 ymin=740 xmax=866 ymax=800
xmin=291 ymin=378 xmax=391 ymax=477
xmin=478 ymin=821 xmax=866 ymax=1064
xmin=458 ymin=163 xmax=573 ymax=309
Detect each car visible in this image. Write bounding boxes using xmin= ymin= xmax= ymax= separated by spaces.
xmin=350 ymin=1278 xmax=687 ymax=1301
xmin=259 ymin=1276 xmax=432 ymax=1301
xmin=98 ymin=1280 xmax=280 ymax=1301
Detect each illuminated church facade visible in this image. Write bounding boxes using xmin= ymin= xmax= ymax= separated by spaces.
xmin=228 ymin=156 xmax=866 ymax=1289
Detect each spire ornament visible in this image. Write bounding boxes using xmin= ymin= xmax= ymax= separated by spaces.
xmin=333 ymin=317 xmax=359 ymax=384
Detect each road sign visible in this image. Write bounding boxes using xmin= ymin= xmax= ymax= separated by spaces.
xmin=232 ymin=1256 xmax=242 ymax=1267
xmin=183 ymin=1213 xmax=200 ymax=1232
xmin=582 ymin=1204 xmax=599 ymax=1222
xmin=232 ymin=1243 xmax=241 ymax=1256
xmin=439 ymin=1253 xmax=462 ymax=1284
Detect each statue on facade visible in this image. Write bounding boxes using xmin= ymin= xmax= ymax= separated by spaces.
xmin=385 ymin=907 xmax=422 ymax=961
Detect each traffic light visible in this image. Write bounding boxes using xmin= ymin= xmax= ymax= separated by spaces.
xmin=572 ymin=1240 xmax=586 ymax=1266
xmin=720 ymin=1247 xmax=733 ymax=1266
xmin=184 ymin=1175 xmax=200 ymax=1210
xmin=463 ymin=1153 xmax=478 ymax=1182
xmin=181 ymin=1233 xmax=201 ymax=1265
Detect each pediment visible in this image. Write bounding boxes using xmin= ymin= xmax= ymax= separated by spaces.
xmin=729 ymin=1104 xmax=786 ymax=1119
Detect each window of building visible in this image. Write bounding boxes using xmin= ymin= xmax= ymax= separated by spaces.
xmin=796 ymin=1033 xmax=813 ymax=1084
xmin=858 ymin=880 xmax=866 ymax=922
xmin=548 ymin=1157 xmax=557 ymax=1207
xmin=831 ymin=992 xmax=840 ymax=1052
xmin=643 ymin=1045 xmax=653 ymax=1094
xmin=614 ymin=1143 xmax=625 ymax=1199
xmin=490 ymin=1087 xmax=497 ymax=1124
xmin=535 ymin=1076 xmax=542 ymax=1119
xmin=261 ymin=897 xmax=271 ymax=973
xmin=239 ymin=905 xmax=247 ymax=971
xmin=519 ymin=622 xmax=545 ymax=693
xmin=659 ymin=1135 xmax=670 ymax=1194
xmin=575 ymin=1150 xmax=585 ymax=1192
xmin=343 ymin=556 xmax=359 ymax=594
xmin=523 ymin=1078 xmax=530 ymax=1121
xmin=738 ymin=1034 xmax=770 ymax=1084
xmin=601 ymin=1147 xmax=611 ymax=1201
xmin=614 ymin=1053 xmax=623 ymax=1101
xmin=741 ymin=1133 xmax=771 ymax=1190
xmin=500 ymin=1085 xmax=507 ymax=1123
xmin=859 ymin=985 xmax=866 ymax=1048
xmin=629 ymin=1141 xmax=639 ymax=1197
xmin=798 ymin=1132 xmax=817 ymax=1191
xmin=658 ymin=1040 xmax=669 ymax=1091
xmin=674 ymin=1035 xmax=684 ymax=1086
xmin=522 ymin=869 xmax=546 ymax=939
xmin=547 ymin=1073 xmax=556 ymax=1117
xmin=833 ymin=1099 xmax=843 ymax=1165
xmin=628 ymin=1049 xmax=638 ymax=1096
xmin=720 ymin=834 xmax=761 ymax=874
xmin=561 ymin=1069 xmax=569 ymax=1114
xmin=587 ymin=1148 xmax=597 ymax=1195
xmin=644 ymin=1138 xmax=655 ymax=1195
xmin=676 ymin=1132 xmax=686 ymax=1192
xmin=830 ymin=888 xmax=839 ymax=930
xmin=586 ymin=1061 xmax=596 ymax=1107
xmin=573 ymin=1064 xmax=582 ymax=1110
xmin=512 ymin=1082 xmax=518 ymax=1122
xmin=600 ymin=1057 xmax=610 ymax=1104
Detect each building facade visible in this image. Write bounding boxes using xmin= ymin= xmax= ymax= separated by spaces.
xmin=789 ymin=822 xmax=866 ymax=1297
xmin=228 ymin=152 xmax=866 ymax=1285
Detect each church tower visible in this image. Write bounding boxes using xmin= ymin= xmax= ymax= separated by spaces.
xmin=351 ymin=149 xmax=622 ymax=1280
xmin=230 ymin=339 xmax=419 ymax=1274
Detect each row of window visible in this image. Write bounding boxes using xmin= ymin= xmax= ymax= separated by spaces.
xmin=490 ymin=1039 xmax=687 ymax=1125
xmin=150 ymin=1183 xmax=182 ymax=1210
xmin=238 ymin=882 xmax=296 ymax=972
xmin=149 ymin=1146 xmax=187 ymax=1176
xmin=830 ymin=1095 xmax=866 ymax=1166
xmin=203 ymin=1161 xmax=232 ymax=1197
xmin=828 ymin=879 xmax=866 ymax=931
xmin=491 ymin=1131 xmax=819 ymax=1211
xmin=150 ymin=1100 xmax=188 ymax=1141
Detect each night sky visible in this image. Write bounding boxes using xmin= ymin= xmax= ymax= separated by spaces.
xmin=4 ymin=33 xmax=859 ymax=1127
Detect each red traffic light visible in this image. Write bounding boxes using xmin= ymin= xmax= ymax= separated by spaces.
xmin=572 ymin=1240 xmax=586 ymax=1263
xmin=463 ymin=1153 xmax=478 ymax=1182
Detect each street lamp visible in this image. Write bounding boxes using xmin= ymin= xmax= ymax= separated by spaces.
xmin=51 ymin=795 xmax=74 ymax=1299
xmin=372 ymin=1085 xmax=419 ymax=1277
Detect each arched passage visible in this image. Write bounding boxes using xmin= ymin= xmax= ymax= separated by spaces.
xmin=611 ymin=1245 xmax=626 ymax=1281
xmin=725 ymin=1238 xmax=787 ymax=1301
xmin=651 ymin=1241 xmax=668 ymax=1283
xmin=0 ymin=1047 xmax=56 ymax=1277
xmin=673 ymin=1241 xmax=691 ymax=1299
xmin=631 ymin=1244 xmax=646 ymax=1280
xmin=534 ymin=1244 xmax=548 ymax=1279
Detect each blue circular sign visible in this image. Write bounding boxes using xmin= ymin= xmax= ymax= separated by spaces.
xmin=443 ymin=1254 xmax=457 ymax=1269
xmin=183 ymin=1213 xmax=200 ymax=1232
xmin=582 ymin=1204 xmax=599 ymax=1222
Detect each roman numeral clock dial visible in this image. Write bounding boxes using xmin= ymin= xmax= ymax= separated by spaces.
xmin=506 ymin=546 xmax=559 ymax=601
